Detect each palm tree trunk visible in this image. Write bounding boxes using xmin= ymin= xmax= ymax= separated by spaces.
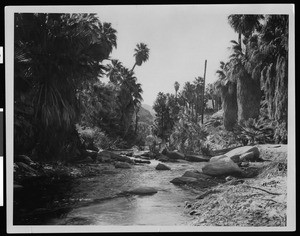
xmin=221 ymin=82 xmax=238 ymax=131
xmin=131 ymin=63 xmax=137 ymax=72
xmin=236 ymin=71 xmax=261 ymax=123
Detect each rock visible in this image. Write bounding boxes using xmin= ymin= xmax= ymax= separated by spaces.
xmin=170 ymin=177 xmax=198 ymax=185
xmin=239 ymin=161 xmax=250 ymax=167
xmin=210 ymin=155 xmax=227 ymax=162
xmin=225 ymin=146 xmax=260 ymax=161
xmin=155 ymin=163 xmax=171 ymax=170
xmin=162 ymin=149 xmax=185 ymax=160
xmin=182 ymin=170 xmax=211 ymax=180
xmin=140 ymin=151 xmax=156 ymax=159
xmin=114 ymin=162 xmax=131 ymax=169
xmin=98 ymin=151 xmax=133 ymax=163
xmin=240 ymin=152 xmax=255 ymax=162
xmin=185 ymin=155 xmax=210 ymax=162
xmin=158 ymin=155 xmax=170 ymax=162
xmin=85 ymin=149 xmax=98 ymax=159
xmin=134 ymin=159 xmax=151 ymax=164
xmin=16 ymin=162 xmax=38 ymax=176
xmin=202 ymin=159 xmax=242 ymax=177
xmin=127 ymin=187 xmax=158 ymax=195
xmin=14 ymin=155 xmax=34 ymax=165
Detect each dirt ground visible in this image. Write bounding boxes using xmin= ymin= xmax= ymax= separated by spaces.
xmin=186 ymin=144 xmax=288 ymax=227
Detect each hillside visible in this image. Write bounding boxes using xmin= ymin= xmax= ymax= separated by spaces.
xmin=142 ymin=104 xmax=156 ymax=117
xmin=138 ymin=106 xmax=154 ymax=125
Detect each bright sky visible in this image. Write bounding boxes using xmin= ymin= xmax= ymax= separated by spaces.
xmin=97 ymin=5 xmax=239 ymax=106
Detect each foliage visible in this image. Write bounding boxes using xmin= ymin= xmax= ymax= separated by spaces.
xmin=132 ymin=43 xmax=150 ymax=71
xmin=169 ymin=111 xmax=208 ymax=154
xmin=14 ymin=13 xmax=118 ymax=159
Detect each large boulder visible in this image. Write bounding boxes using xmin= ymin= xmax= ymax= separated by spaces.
xmin=225 ymin=146 xmax=260 ymax=161
xmin=162 ymin=149 xmax=185 ymax=160
xmin=210 ymin=155 xmax=227 ymax=162
xmin=209 ymin=146 xmax=260 ymax=163
xmin=202 ymin=159 xmax=242 ymax=177
xmin=185 ymin=155 xmax=210 ymax=162
xmin=170 ymin=177 xmax=198 ymax=185
xmin=155 ymin=163 xmax=171 ymax=170
xmin=114 ymin=162 xmax=131 ymax=169
xmin=126 ymin=187 xmax=158 ymax=195
xmin=240 ymin=152 xmax=256 ymax=162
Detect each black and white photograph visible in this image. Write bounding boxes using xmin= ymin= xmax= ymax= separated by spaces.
xmin=5 ymin=4 xmax=295 ymax=233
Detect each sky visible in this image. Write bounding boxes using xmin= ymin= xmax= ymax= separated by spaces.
xmin=96 ymin=5 xmax=239 ymax=106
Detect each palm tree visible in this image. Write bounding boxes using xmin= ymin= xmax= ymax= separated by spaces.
xmin=227 ymin=15 xmax=263 ymax=123
xmin=131 ymin=43 xmax=150 ymax=71
xmin=215 ymin=61 xmax=238 ymax=131
xmin=14 ymin=13 xmax=117 ymax=159
xmin=174 ymin=81 xmax=180 ymax=98
xmin=250 ymin=15 xmax=288 ymax=123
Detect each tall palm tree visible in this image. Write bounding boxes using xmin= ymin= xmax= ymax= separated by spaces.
xmin=215 ymin=61 xmax=238 ymax=131
xmin=227 ymin=15 xmax=263 ymax=123
xmin=14 ymin=13 xmax=117 ymax=159
xmin=174 ymin=81 xmax=180 ymax=98
xmin=131 ymin=43 xmax=150 ymax=71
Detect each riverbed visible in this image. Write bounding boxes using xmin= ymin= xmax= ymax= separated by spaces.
xmin=14 ymin=155 xmax=207 ymax=225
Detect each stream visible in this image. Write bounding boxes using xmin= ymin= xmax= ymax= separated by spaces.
xmin=14 ymin=152 xmax=208 ymax=226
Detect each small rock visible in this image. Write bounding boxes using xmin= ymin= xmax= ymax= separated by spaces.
xmin=155 ymin=163 xmax=171 ymax=170
xmin=170 ymin=177 xmax=198 ymax=185
xmin=114 ymin=162 xmax=131 ymax=169
xmin=127 ymin=187 xmax=158 ymax=195
xmin=190 ymin=210 xmax=197 ymax=215
xmin=239 ymin=161 xmax=250 ymax=167
xmin=134 ymin=159 xmax=151 ymax=164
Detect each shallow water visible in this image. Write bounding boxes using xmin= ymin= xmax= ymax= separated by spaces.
xmin=15 ymin=156 xmax=207 ymax=225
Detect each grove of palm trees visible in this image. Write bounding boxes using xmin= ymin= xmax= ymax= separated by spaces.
xmin=11 ymin=11 xmax=291 ymax=229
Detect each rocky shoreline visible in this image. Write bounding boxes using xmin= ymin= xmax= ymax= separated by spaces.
xmin=14 ymin=144 xmax=287 ymax=226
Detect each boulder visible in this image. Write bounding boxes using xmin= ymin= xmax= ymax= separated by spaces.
xmin=114 ymin=162 xmax=131 ymax=169
xmin=170 ymin=177 xmax=198 ymax=185
xmin=162 ymin=149 xmax=185 ymax=160
xmin=185 ymin=155 xmax=210 ymax=162
xmin=127 ymin=187 xmax=158 ymax=195
xmin=155 ymin=163 xmax=171 ymax=170
xmin=240 ymin=152 xmax=256 ymax=162
xmin=210 ymin=155 xmax=227 ymax=162
xmin=225 ymin=146 xmax=260 ymax=161
xmin=202 ymin=159 xmax=242 ymax=177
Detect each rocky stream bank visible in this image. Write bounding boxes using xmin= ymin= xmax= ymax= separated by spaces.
xmin=14 ymin=144 xmax=287 ymax=226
